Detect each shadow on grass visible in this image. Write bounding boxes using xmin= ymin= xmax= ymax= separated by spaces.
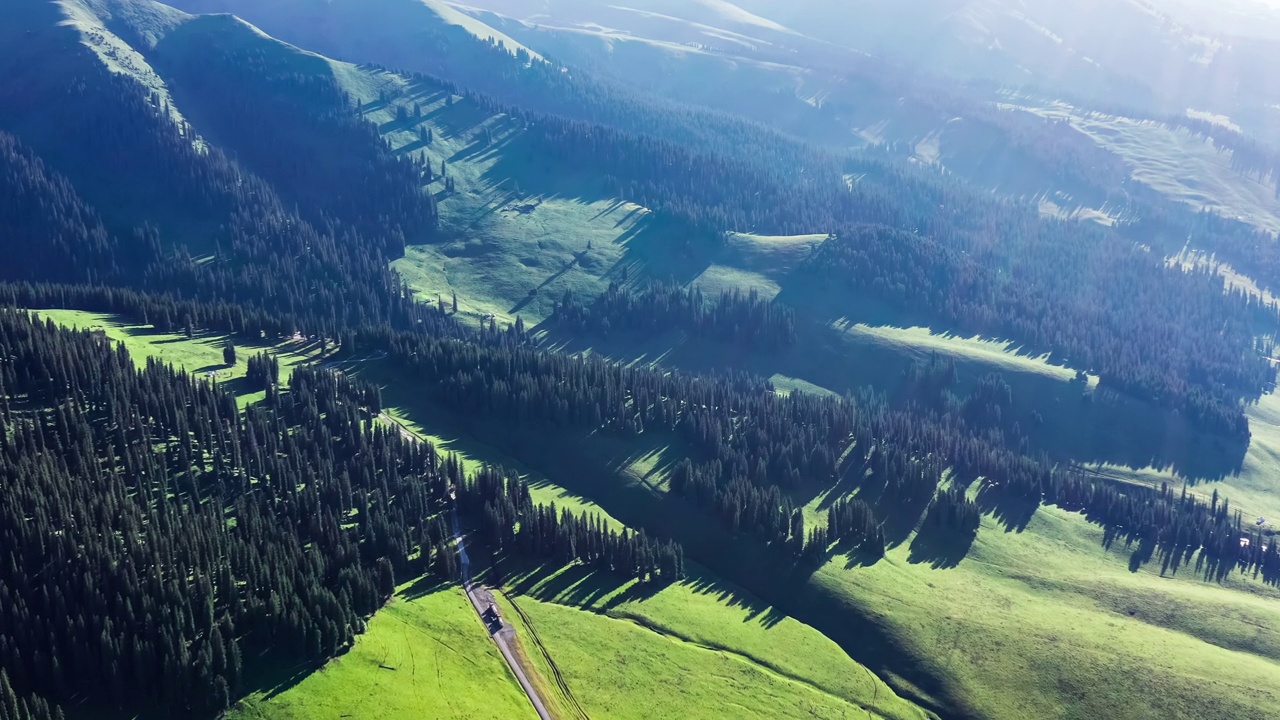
xmin=907 ymin=524 xmax=976 ymax=570
xmin=975 ymin=484 xmax=1039 ymax=533
xmin=397 ymin=574 xmax=450 ymax=602
xmin=239 ymin=651 xmax=322 ymax=703
xmin=496 ymin=552 xmax=791 ymax=629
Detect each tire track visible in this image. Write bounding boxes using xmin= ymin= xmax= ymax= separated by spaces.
xmin=500 ymin=589 xmax=590 ymax=720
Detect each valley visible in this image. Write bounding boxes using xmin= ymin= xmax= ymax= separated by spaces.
xmin=4 ymin=1 xmax=1280 ymax=720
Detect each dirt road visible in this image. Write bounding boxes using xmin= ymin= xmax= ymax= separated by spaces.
xmin=452 ymin=507 xmax=553 ymax=720
xmin=373 ymin=412 xmax=552 ymax=719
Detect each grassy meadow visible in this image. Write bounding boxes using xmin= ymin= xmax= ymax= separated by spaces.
xmin=492 ymin=562 xmax=928 ymax=720
xmin=809 ymin=500 xmax=1280 ymax=720
xmin=228 ymin=584 xmax=534 ymax=720
xmin=361 ymin=364 xmax=1280 ymax=720
xmin=1009 ymin=98 xmax=1280 ymax=234
xmin=363 ymin=366 xmax=930 ymax=720
xmin=326 ymin=61 xmax=683 ymax=327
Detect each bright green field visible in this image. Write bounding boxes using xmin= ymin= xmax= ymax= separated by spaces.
xmin=499 ymin=588 xmax=919 ymax=720
xmin=228 ymin=585 xmax=534 ymax=720
xmin=496 ymin=563 xmax=927 ymax=720
xmin=32 ymin=309 xmax=320 ymax=405
xmin=365 ymin=368 xmax=929 ymax=720
xmin=810 ymin=500 xmax=1280 ymax=720
xmin=367 ymin=373 xmax=1280 ymax=720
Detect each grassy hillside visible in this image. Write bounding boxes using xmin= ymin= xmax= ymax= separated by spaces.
xmin=34 ymin=309 xmax=320 ymax=405
xmin=1009 ymin=97 xmax=1280 ymax=235
xmin=228 ymin=585 xmax=535 ymax=720
xmin=313 ymin=61 xmax=687 ymax=326
xmin=810 ymin=502 xmax=1280 ymax=720
xmin=359 ymin=364 xmax=1280 ymax=720
xmin=492 ymin=563 xmax=927 ymax=720
xmin=357 ymin=364 xmax=931 ymax=720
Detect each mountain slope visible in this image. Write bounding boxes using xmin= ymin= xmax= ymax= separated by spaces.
xmin=6 ymin=3 xmax=1280 ymax=720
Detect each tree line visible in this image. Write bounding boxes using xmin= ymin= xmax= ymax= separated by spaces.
xmin=799 ymin=223 xmax=1274 ymax=436
xmin=466 ymin=465 xmax=685 ymax=584
xmin=0 ymin=310 xmax=684 ymax=718
xmin=553 ymin=280 xmax=796 ymax=350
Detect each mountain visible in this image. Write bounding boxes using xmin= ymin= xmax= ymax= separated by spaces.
xmin=5 ymin=2 xmax=1280 ymax=720
xmin=462 ymin=0 xmax=1280 ymax=137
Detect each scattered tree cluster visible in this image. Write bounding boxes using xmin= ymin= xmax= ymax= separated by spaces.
xmin=920 ymin=485 xmax=982 ymax=538
xmin=467 ymin=466 xmax=684 ymax=584
xmin=244 ymin=352 xmax=280 ymax=391
xmin=555 ymin=281 xmax=796 ymax=350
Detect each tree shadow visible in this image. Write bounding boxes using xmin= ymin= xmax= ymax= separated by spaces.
xmin=397 ymin=574 xmax=449 ymax=602
xmin=239 ymin=650 xmax=321 ymax=703
xmin=907 ymin=524 xmax=976 ymax=569
xmin=839 ymin=539 xmax=888 ymax=570
xmin=425 ymin=100 xmax=491 ymax=139
xmin=975 ymin=483 xmax=1039 ymax=533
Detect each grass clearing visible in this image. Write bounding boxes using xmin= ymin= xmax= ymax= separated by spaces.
xmin=1088 ymin=386 xmax=1280 ymax=522
xmin=33 ymin=309 xmax=320 ymax=405
xmin=228 ymin=584 xmax=534 ymax=720
xmin=326 ymin=62 xmax=686 ymax=327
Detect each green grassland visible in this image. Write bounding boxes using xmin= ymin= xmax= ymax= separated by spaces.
xmin=364 ymin=369 xmax=1280 ymax=720
xmin=494 ymin=587 xmax=920 ymax=720
xmin=323 ymin=61 xmax=688 ymax=327
xmin=228 ymin=585 xmax=534 ymax=720
xmin=493 ymin=563 xmax=927 ymax=720
xmin=810 ymin=501 xmax=1280 ymax=720
xmin=32 ymin=309 xmax=319 ymax=405
xmin=362 ymin=365 xmax=930 ymax=720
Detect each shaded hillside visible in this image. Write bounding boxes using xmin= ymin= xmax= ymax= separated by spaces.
xmin=0 ymin=0 xmax=448 ymax=335
xmin=5 ymin=3 xmax=1280 ymax=720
